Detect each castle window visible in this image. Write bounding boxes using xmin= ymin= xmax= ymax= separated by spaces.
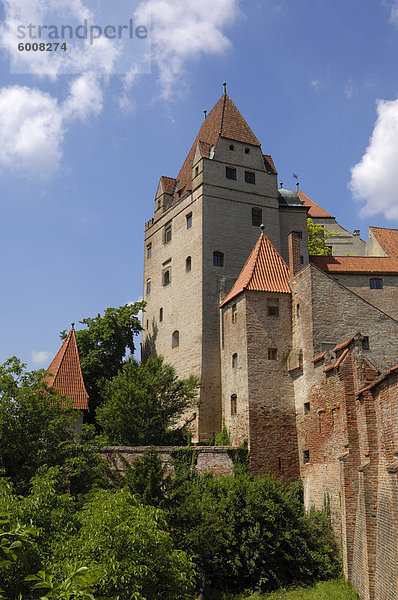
xmin=296 ymin=303 xmax=300 ymax=318
xmin=232 ymin=353 xmax=238 ymax=368
xmin=186 ymin=256 xmax=192 ymax=272
xmin=370 ymin=278 xmax=383 ymax=289
xmin=157 ymin=199 xmax=161 ymax=210
xmin=159 ymin=307 xmax=163 ymax=322
xmin=245 ymin=171 xmax=255 ymax=184
xmin=304 ymin=402 xmax=310 ymax=415
xmin=162 ymin=268 xmax=171 ymax=286
xmin=232 ymin=303 xmax=237 ymax=323
xmin=164 ymin=221 xmax=172 ymax=244
xmin=278 ymin=457 xmax=282 ymax=470
xmin=245 ymin=147 xmax=250 ymax=154
xmin=230 ymin=394 xmax=237 ymax=416
xmin=252 ymin=207 xmax=262 ymax=227
xmin=172 ymin=330 xmax=179 ymax=348
xmin=146 ymin=278 xmax=151 ymax=294
xmin=213 ymin=251 xmax=224 ymax=267
xmin=229 ymin=144 xmax=235 ymax=150
xmin=186 ymin=212 xmax=192 ymax=229
xmin=209 ymin=145 xmax=215 ymax=159
xmin=362 ymin=336 xmax=369 ymax=350
xmin=226 ymin=167 xmax=236 ymax=180
xmin=300 ymin=255 xmax=304 ymax=264
xmin=146 ymin=319 xmax=149 ymax=329
xmin=147 ymin=243 xmax=152 ymax=259
xmin=267 ymin=298 xmax=279 ymax=317
xmin=178 ymin=190 xmax=182 ymax=198
xmin=195 ymin=166 xmax=199 ymax=177
xmin=303 ymin=450 xmax=310 ymax=464
xmin=268 ymin=348 xmax=278 ymax=360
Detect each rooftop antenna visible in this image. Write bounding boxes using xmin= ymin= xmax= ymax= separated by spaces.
xmin=260 ymin=223 xmax=265 ymax=236
xmin=71 ymin=322 xmax=75 ymax=330
xmin=204 ymin=109 xmax=207 ymax=120
xmin=223 ymin=82 xmax=227 ymax=95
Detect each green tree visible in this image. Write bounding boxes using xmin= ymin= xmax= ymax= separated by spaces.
xmin=96 ymin=356 xmax=199 ymax=446
xmin=62 ymin=303 xmax=144 ymax=417
xmin=307 ymin=218 xmax=333 ymax=255
xmin=0 ymin=358 xmax=76 ymax=493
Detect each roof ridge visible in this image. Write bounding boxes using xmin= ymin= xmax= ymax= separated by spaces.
xmin=219 ymin=93 xmax=227 ymax=136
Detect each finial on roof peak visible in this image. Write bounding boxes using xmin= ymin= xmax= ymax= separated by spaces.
xmin=71 ymin=322 xmax=75 ymax=330
xmin=296 ymin=182 xmax=300 ymax=190
xmin=260 ymin=223 xmax=265 ymax=236
xmin=280 ymin=182 xmax=283 ymax=188
xmin=204 ymin=109 xmax=207 ymax=120
xmin=223 ymin=82 xmax=227 ymax=95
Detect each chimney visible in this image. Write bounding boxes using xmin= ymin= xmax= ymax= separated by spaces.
xmin=288 ymin=231 xmax=301 ymax=276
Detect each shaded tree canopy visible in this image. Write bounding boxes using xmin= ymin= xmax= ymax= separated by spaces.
xmin=307 ymin=218 xmax=333 ymax=255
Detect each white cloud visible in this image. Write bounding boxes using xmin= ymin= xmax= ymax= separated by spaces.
xmin=349 ymin=99 xmax=398 ymax=220
xmin=32 ymin=350 xmax=52 ymax=365
xmin=135 ymin=0 xmax=239 ymax=98
xmin=344 ymin=78 xmax=355 ymax=100
xmin=310 ymin=79 xmax=322 ymax=91
xmin=0 ymin=86 xmax=64 ymax=177
xmin=63 ymin=73 xmax=103 ymax=120
xmin=383 ymin=0 xmax=398 ymax=25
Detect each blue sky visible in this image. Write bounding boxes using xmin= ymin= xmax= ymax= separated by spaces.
xmin=1 ymin=0 xmax=398 ymax=369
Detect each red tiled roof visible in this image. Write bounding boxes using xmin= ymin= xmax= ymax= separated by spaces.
xmin=44 ymin=328 xmax=89 ymax=410
xmin=310 ymin=255 xmax=398 ymax=274
xmin=357 ymin=364 xmax=398 ymax=396
xmin=312 ymin=351 xmax=326 ymax=363
xmin=369 ymin=227 xmax=398 ymax=258
xmin=173 ymin=94 xmax=262 ymax=202
xmin=263 ymin=154 xmax=277 ymax=174
xmin=220 ymin=233 xmax=291 ymax=307
xmin=333 ymin=333 xmax=357 ymax=353
xmin=324 ymin=348 xmax=349 ymax=373
xmin=160 ymin=176 xmax=177 ymax=196
xmin=296 ymin=189 xmax=333 ymax=219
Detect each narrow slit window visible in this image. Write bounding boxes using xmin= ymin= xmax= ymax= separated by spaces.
xmin=230 ymin=394 xmax=237 ymax=416
xmin=232 ymin=353 xmax=238 ymax=368
xmin=146 ymin=243 xmax=152 ymax=259
xmin=186 ymin=256 xmax=192 ymax=272
xmin=146 ymin=278 xmax=151 ymax=294
xmin=159 ymin=307 xmax=163 ymax=322
xmin=164 ymin=222 xmax=172 ymax=244
xmin=232 ymin=304 xmax=237 ymax=323
xmin=186 ymin=213 xmax=192 ymax=229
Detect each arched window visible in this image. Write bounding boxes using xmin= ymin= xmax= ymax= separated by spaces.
xmin=213 ymin=251 xmax=224 ymax=267
xmin=146 ymin=278 xmax=151 ymax=294
xmin=232 ymin=353 xmax=238 ymax=368
xmin=172 ymin=330 xmax=179 ymax=348
xmin=230 ymin=394 xmax=237 ymax=416
xmin=186 ymin=256 xmax=192 ymax=272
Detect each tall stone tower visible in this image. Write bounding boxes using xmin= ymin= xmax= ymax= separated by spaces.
xmin=142 ymin=90 xmax=308 ymax=442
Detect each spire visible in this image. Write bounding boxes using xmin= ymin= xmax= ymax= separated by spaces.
xmin=44 ymin=327 xmax=89 ymax=410
xmin=173 ymin=93 xmax=261 ymax=202
xmin=220 ymin=233 xmax=291 ymax=307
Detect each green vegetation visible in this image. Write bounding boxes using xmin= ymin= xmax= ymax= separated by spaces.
xmin=216 ymin=577 xmax=359 ymax=599
xmin=307 ymin=218 xmax=333 ymax=255
xmin=0 ymin=304 xmax=344 ymax=599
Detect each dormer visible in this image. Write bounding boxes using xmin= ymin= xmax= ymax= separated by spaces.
xmin=154 ymin=176 xmax=177 ymax=221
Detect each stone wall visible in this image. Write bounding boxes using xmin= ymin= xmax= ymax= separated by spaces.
xmin=102 ymin=445 xmax=236 ymax=477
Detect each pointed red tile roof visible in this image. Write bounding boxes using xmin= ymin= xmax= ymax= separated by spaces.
xmin=173 ymin=94 xmax=261 ymax=201
xmin=44 ymin=328 xmax=89 ymax=410
xmin=369 ymin=227 xmax=398 ymax=258
xmin=296 ymin=189 xmax=333 ymax=219
xmin=220 ymin=233 xmax=291 ymax=307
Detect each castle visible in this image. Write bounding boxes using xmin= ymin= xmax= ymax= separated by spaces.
xmin=142 ymin=90 xmax=398 ymax=600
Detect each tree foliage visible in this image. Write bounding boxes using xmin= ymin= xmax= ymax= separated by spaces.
xmin=96 ymin=356 xmax=199 ymax=446
xmin=62 ymin=303 xmax=144 ymax=416
xmin=307 ymin=218 xmax=333 ymax=255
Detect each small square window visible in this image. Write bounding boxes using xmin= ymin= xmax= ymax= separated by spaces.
xmin=146 ymin=243 xmax=152 ymax=259
xmin=164 ymin=222 xmax=172 ymax=244
xmin=230 ymin=394 xmax=237 ymax=416
xmin=213 ymin=251 xmax=224 ymax=267
xmin=162 ymin=269 xmax=171 ymax=286
xmin=304 ymin=402 xmax=310 ymax=415
xmin=252 ymin=208 xmax=262 ymax=227
xmin=245 ymin=171 xmax=255 ymax=184
xmin=268 ymin=348 xmax=278 ymax=361
xmin=245 ymin=148 xmax=250 ymax=154
xmin=268 ymin=306 xmax=279 ymax=317
xmin=229 ymin=144 xmax=235 ymax=151
xmin=226 ymin=167 xmax=237 ymax=180
xmin=370 ymin=278 xmax=383 ymax=289
xmin=186 ymin=213 xmax=192 ymax=229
